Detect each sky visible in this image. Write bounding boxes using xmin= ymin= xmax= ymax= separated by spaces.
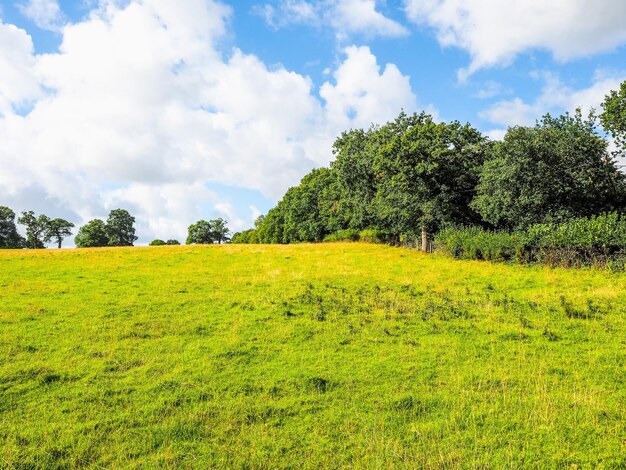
xmin=1 ymin=0 xmax=626 ymax=245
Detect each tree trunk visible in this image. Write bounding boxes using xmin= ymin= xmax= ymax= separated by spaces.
xmin=421 ymin=225 xmax=429 ymax=253
xmin=58 ymin=239 xmax=62 ymax=249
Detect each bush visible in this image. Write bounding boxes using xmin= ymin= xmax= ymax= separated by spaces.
xmin=436 ymin=213 xmax=626 ymax=269
xmin=149 ymin=239 xmax=166 ymax=246
xmin=323 ymin=229 xmax=360 ymax=242
xmin=358 ymin=228 xmax=395 ymax=244
xmin=166 ymin=239 xmax=180 ymax=245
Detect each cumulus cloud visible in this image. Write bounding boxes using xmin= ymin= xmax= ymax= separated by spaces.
xmin=404 ymin=0 xmax=626 ymax=79
xmin=321 ymin=45 xmax=417 ymax=129
xmin=255 ymin=0 xmax=409 ymax=39
xmin=0 ymin=22 xmax=42 ymax=115
xmin=0 ymin=0 xmax=420 ymax=243
xmin=480 ymin=71 xmax=624 ymax=127
xmin=17 ymin=0 xmax=65 ymax=31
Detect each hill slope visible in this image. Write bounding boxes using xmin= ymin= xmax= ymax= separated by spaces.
xmin=1 ymin=244 xmax=626 ymax=467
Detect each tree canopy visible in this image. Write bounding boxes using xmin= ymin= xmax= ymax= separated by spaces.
xmin=601 ymin=80 xmax=626 ymax=155
xmin=17 ymin=211 xmax=51 ymax=249
xmin=75 ymin=219 xmax=110 ymax=248
xmin=106 ymin=209 xmax=138 ymax=246
xmin=186 ymin=218 xmax=230 ymax=244
xmin=46 ymin=218 xmax=75 ymax=249
xmin=472 ymin=112 xmax=626 ymax=229
xmin=0 ymin=206 xmax=25 ymax=249
xmin=234 ymin=97 xmax=626 ymax=246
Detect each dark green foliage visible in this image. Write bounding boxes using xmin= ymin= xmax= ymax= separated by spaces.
xmin=186 ymin=218 xmax=230 ymax=244
xmin=211 ymin=218 xmax=230 ymax=244
xmin=601 ymin=80 xmax=626 ymax=155
xmin=255 ymin=168 xmax=341 ymax=244
xmin=166 ymin=239 xmax=180 ymax=245
xmin=17 ymin=211 xmax=51 ymax=249
xmin=472 ymin=112 xmax=626 ymax=229
xmin=231 ymin=229 xmax=258 ymax=244
xmin=46 ymin=218 xmax=74 ymax=249
xmin=75 ymin=219 xmax=109 ymax=248
xmin=0 ymin=206 xmax=25 ymax=249
xmin=186 ymin=220 xmax=213 ymax=244
xmin=371 ymin=112 xmax=487 ymax=240
xmin=331 ymin=128 xmax=378 ymax=229
xmin=106 ymin=209 xmax=138 ymax=246
xmin=436 ymin=213 xmax=626 ymax=268
xmin=150 ymin=239 xmax=166 ymax=246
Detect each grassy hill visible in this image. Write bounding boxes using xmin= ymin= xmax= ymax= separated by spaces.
xmin=1 ymin=243 xmax=626 ymax=468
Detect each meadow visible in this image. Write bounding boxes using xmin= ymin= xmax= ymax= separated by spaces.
xmin=1 ymin=243 xmax=626 ymax=468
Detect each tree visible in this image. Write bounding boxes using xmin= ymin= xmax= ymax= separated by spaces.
xmin=46 ymin=218 xmax=74 ymax=249
xmin=0 ymin=206 xmax=25 ymax=249
xmin=166 ymin=239 xmax=180 ymax=245
xmin=149 ymin=239 xmax=166 ymax=246
xmin=186 ymin=220 xmax=214 ymax=244
xmin=331 ymin=127 xmax=378 ymax=230
xmin=371 ymin=112 xmax=487 ymax=251
xmin=231 ymin=229 xmax=256 ymax=244
xmin=601 ymin=80 xmax=626 ymax=155
xmin=186 ymin=219 xmax=230 ymax=244
xmin=75 ymin=219 xmax=109 ymax=248
xmin=106 ymin=209 xmax=138 ymax=246
xmin=211 ymin=218 xmax=230 ymax=244
xmin=472 ymin=111 xmax=626 ymax=229
xmin=17 ymin=211 xmax=51 ymax=249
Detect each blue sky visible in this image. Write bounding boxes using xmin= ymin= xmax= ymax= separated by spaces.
xmin=1 ymin=0 xmax=625 ymax=244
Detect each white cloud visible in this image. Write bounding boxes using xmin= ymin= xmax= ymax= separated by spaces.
xmin=17 ymin=0 xmax=64 ymax=31
xmin=0 ymin=1 xmax=421 ymax=243
xmin=255 ymin=0 xmax=409 ymax=39
xmin=404 ymin=0 xmax=626 ymax=79
xmin=480 ymin=71 xmax=624 ymax=127
xmin=321 ymin=45 xmax=417 ymax=130
xmin=0 ymin=22 xmax=42 ymax=115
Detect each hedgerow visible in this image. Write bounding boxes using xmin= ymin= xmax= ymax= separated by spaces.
xmin=435 ymin=213 xmax=626 ymax=268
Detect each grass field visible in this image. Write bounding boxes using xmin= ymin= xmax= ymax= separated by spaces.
xmin=1 ymin=243 xmax=626 ymax=468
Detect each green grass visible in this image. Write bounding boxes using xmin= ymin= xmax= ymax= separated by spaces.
xmin=1 ymin=243 xmax=626 ymax=468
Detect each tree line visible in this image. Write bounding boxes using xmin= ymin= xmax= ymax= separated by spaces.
xmin=0 ymin=206 xmax=231 ymax=249
xmin=232 ymin=81 xmax=626 ymax=251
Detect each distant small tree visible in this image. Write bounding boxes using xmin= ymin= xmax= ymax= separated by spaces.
xmin=0 ymin=206 xmax=25 ymax=249
xmin=75 ymin=219 xmax=109 ymax=248
xmin=211 ymin=218 xmax=230 ymax=244
xmin=149 ymin=239 xmax=166 ymax=246
xmin=17 ymin=211 xmax=51 ymax=249
xmin=46 ymin=218 xmax=74 ymax=249
xmin=106 ymin=209 xmax=138 ymax=246
xmin=166 ymin=239 xmax=180 ymax=245
xmin=186 ymin=220 xmax=214 ymax=244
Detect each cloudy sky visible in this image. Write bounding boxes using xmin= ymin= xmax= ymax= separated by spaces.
xmin=1 ymin=0 xmax=626 ymax=244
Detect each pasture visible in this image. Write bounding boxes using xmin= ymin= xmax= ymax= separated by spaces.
xmin=1 ymin=243 xmax=626 ymax=467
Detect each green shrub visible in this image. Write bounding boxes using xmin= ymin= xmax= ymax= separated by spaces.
xmin=149 ymin=239 xmax=166 ymax=246
xmin=436 ymin=213 xmax=626 ymax=269
xmin=358 ymin=228 xmax=395 ymax=244
xmin=324 ymin=229 xmax=360 ymax=242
